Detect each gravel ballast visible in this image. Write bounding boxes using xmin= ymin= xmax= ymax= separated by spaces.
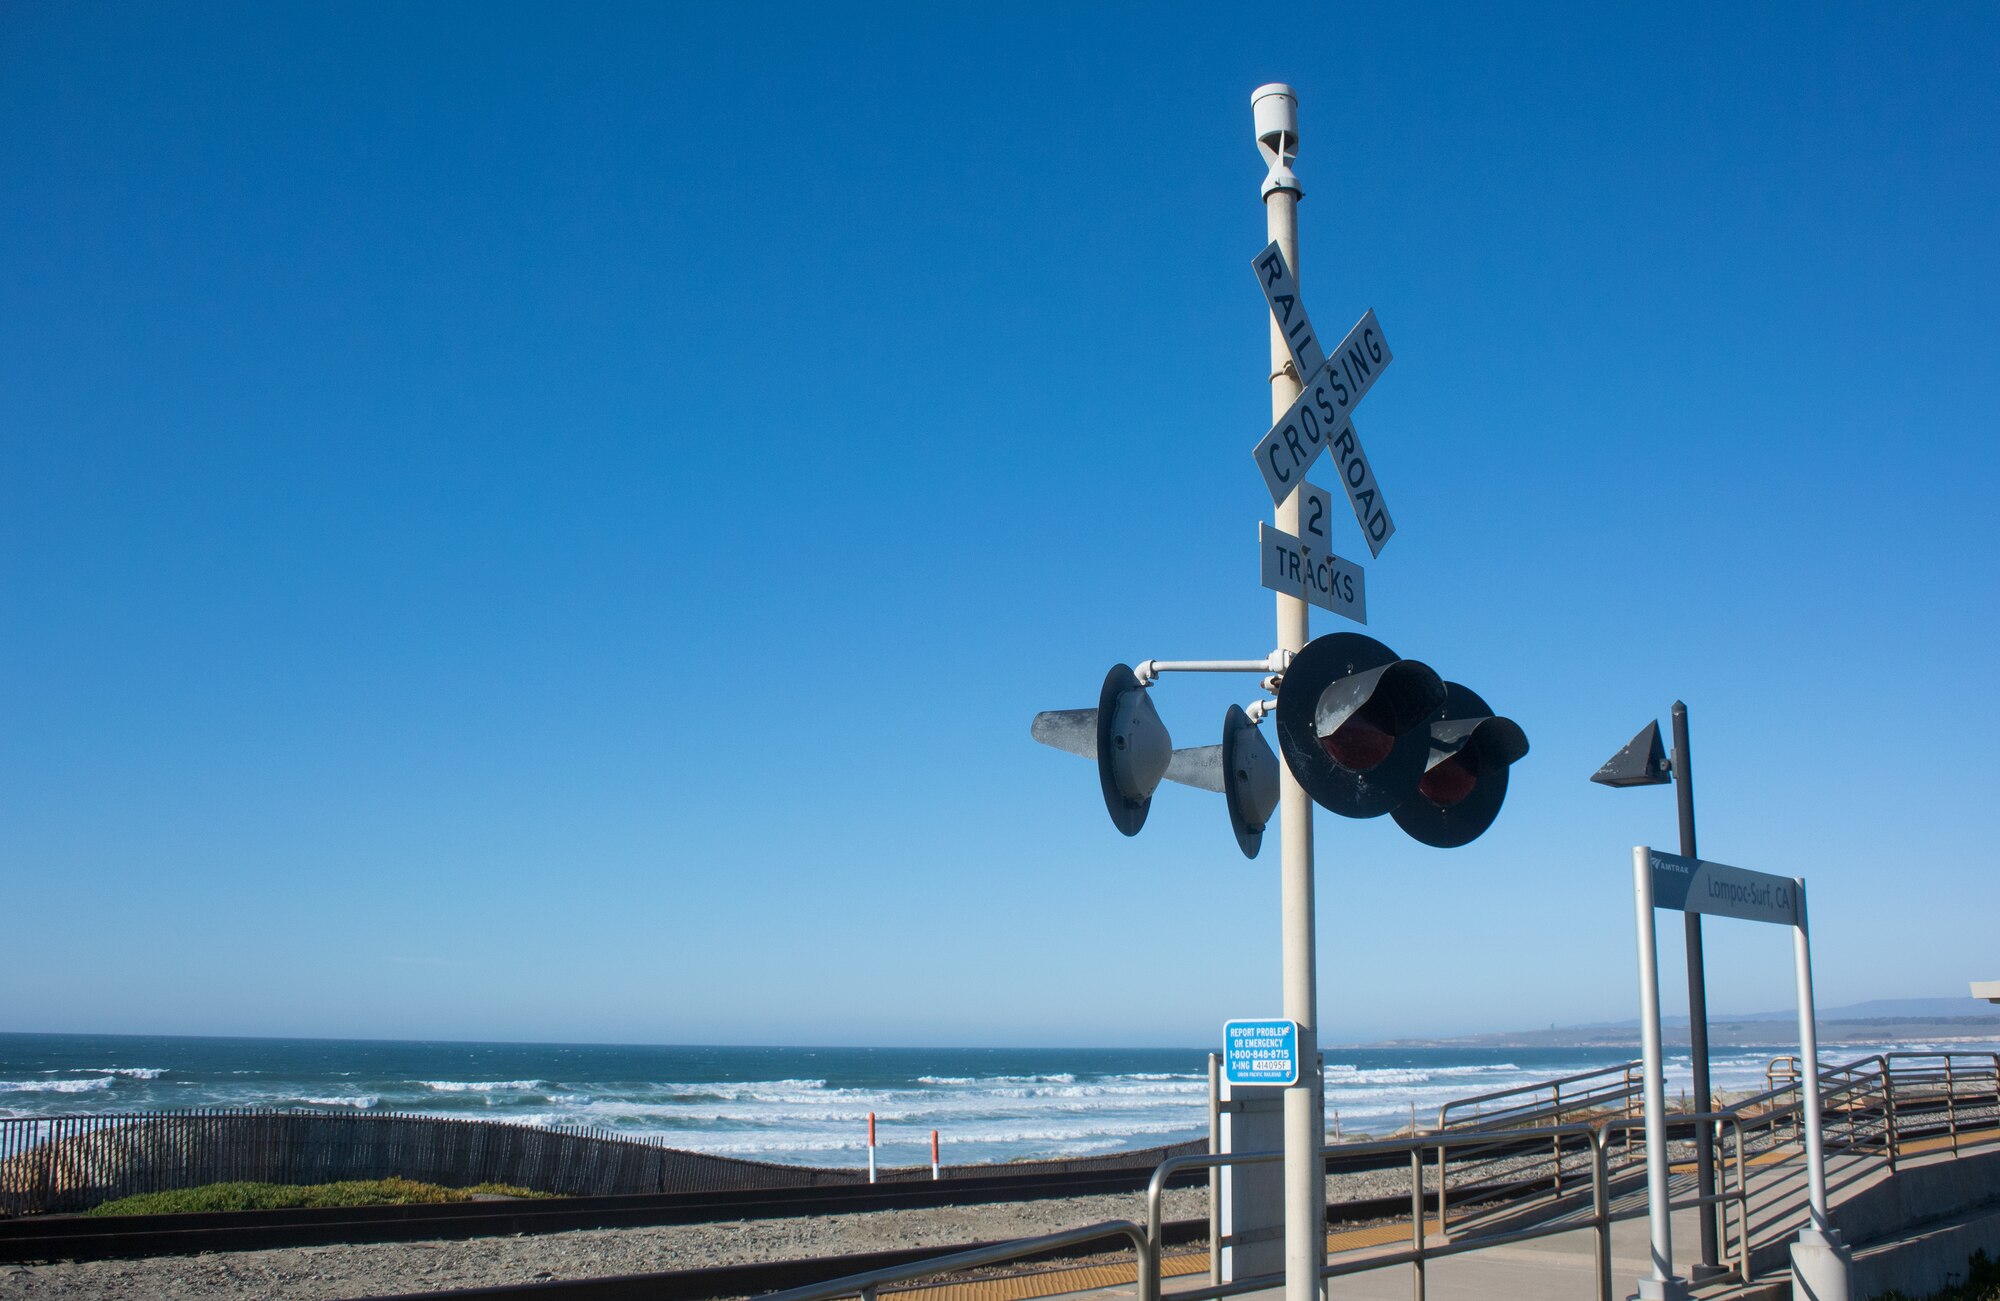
xmin=0 ymin=1148 xmax=1672 ymax=1300
xmin=4 ymin=1158 xmax=1472 ymax=1301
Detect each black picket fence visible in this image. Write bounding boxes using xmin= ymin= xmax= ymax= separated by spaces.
xmin=0 ymin=1111 xmax=1203 ymax=1216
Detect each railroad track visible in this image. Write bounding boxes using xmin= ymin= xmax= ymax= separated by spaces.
xmin=0 ymin=1140 xmax=1547 ymax=1269
xmin=0 ymin=1165 xmax=1216 ymax=1266
xmin=343 ymin=1181 xmax=1558 ymax=1301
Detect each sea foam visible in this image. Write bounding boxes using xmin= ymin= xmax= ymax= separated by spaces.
xmin=0 ymin=1078 xmax=113 ymax=1094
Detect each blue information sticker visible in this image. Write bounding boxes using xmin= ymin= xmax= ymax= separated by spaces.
xmin=1223 ymin=1018 xmax=1299 ymax=1087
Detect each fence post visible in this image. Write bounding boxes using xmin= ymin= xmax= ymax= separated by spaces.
xmin=1409 ymin=1145 xmax=1427 ymax=1301
xmin=1729 ymin=1119 xmax=1749 ymax=1284
xmin=1946 ymin=1057 xmax=1960 ymax=1155
xmin=1436 ymin=1135 xmax=1450 ymax=1235
xmin=1551 ymin=1083 xmax=1564 ymax=1197
xmin=1592 ymin=1129 xmax=1612 ymax=1301
xmin=1882 ymin=1060 xmax=1899 ymax=1172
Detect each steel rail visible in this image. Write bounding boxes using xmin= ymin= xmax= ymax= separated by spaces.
xmin=0 ymin=1167 xmax=1202 ymax=1264
xmin=754 ymin=1219 xmax=1151 ymax=1301
xmin=0 ymin=1137 xmax=1463 ymax=1265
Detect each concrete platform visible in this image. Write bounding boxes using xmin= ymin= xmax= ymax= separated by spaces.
xmin=903 ymin=1132 xmax=2000 ymax=1301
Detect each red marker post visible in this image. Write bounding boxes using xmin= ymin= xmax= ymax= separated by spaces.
xmin=931 ymin=1129 xmax=940 ymax=1181
xmin=867 ymin=1112 xmax=877 ymax=1184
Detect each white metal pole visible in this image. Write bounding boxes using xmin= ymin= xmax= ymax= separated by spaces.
xmin=1793 ymin=880 xmax=1830 ymax=1231
xmin=1787 ymin=877 xmax=1851 ymax=1301
xmin=1632 ymin=846 xmax=1688 ymax=1301
xmin=1257 ymin=82 xmax=1324 ymax=1301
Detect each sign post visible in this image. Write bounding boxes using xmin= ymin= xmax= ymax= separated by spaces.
xmin=1251 ymin=82 xmax=1325 ymax=1301
xmin=1630 ymin=847 xmax=1850 ymax=1301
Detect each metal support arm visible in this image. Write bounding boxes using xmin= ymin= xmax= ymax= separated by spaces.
xmin=1135 ymin=653 xmax=1288 ymax=684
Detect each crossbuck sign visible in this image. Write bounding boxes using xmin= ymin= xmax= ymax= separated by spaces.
xmin=1250 ymin=244 xmax=1400 ymax=622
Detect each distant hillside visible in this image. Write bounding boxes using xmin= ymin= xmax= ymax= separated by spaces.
xmin=1367 ymin=996 xmax=2000 ymax=1049
xmin=1675 ymin=997 xmax=2000 ymax=1025
xmin=1559 ymin=997 xmax=2000 ymax=1029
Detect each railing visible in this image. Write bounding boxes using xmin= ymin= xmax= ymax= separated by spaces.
xmin=1431 ymin=1059 xmax=1642 ymax=1231
xmin=0 ymin=1110 xmax=1206 ymax=1217
xmin=748 ymin=1048 xmax=2000 ymax=1301
xmin=1435 ymin=1058 xmax=1645 ymax=1133
xmin=774 ymin=1051 xmax=2000 ymax=1301
xmin=1600 ymin=1110 xmax=1754 ymax=1283
xmin=1146 ymin=1128 xmax=1618 ymax=1301
xmin=1732 ymin=1051 xmax=1999 ymax=1168
xmin=1880 ymin=1051 xmax=2000 ymax=1158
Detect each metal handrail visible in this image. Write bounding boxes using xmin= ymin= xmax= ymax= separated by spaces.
xmin=1432 ymin=1058 xmax=1644 ymax=1229
xmin=1599 ymin=1109 xmax=1753 ymax=1283
xmin=1436 ymin=1059 xmax=1643 ymax=1130
xmin=1727 ymin=1055 xmax=1890 ymax=1148
xmin=1880 ymin=1051 xmax=2000 ymax=1159
xmin=773 ymin=1052 xmax=2000 ymax=1301
xmin=753 ymin=1218 xmax=1152 ymax=1301
xmin=1146 ymin=1125 xmax=1614 ymax=1301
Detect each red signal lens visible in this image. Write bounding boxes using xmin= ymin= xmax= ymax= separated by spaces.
xmin=1319 ymin=716 xmax=1395 ymax=772
xmin=1417 ymin=754 xmax=1479 ymax=807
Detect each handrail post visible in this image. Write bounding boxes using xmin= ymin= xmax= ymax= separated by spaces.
xmin=1883 ymin=1057 xmax=1899 ymax=1171
xmin=1436 ymin=1135 xmax=1450 ymax=1234
xmin=1146 ymin=1160 xmax=1171 ymax=1301
xmin=1551 ymin=1082 xmax=1564 ymax=1198
xmin=1625 ymin=1062 xmax=1641 ymax=1161
xmin=1946 ymin=1056 xmax=1960 ymax=1154
xmin=1592 ymin=1127 xmax=1613 ymax=1301
xmin=1207 ymin=1054 xmax=1221 ymax=1288
xmin=1410 ymin=1146 xmax=1427 ymax=1301
xmin=1728 ymin=1117 xmax=1748 ymax=1284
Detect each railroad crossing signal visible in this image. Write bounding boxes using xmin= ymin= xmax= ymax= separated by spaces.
xmin=1029 ymin=95 xmax=1535 ymax=1301
xmin=1273 ymin=633 xmax=1444 ymax=818
xmin=1390 ymin=683 xmax=1531 ymax=848
xmin=1031 ymin=221 xmax=1529 ymax=856
xmin=1274 ymin=633 xmax=1529 ymax=846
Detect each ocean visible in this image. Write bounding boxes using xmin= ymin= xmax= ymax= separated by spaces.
xmin=0 ymin=1032 xmax=1908 ymax=1169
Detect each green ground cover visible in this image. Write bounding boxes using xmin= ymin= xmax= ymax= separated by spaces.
xmin=87 ymin=1177 xmax=553 ymax=1216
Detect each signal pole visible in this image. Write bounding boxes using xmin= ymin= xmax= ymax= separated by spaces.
xmin=1672 ymin=703 xmax=1723 ymax=1279
xmin=1254 ymin=83 xmax=1326 ymax=1301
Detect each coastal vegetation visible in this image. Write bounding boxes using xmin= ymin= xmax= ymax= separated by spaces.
xmin=1872 ymin=1250 xmax=2000 ymax=1301
xmin=86 ymin=1177 xmax=551 ymax=1216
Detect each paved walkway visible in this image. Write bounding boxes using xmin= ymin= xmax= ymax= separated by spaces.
xmin=892 ymin=1129 xmax=1999 ymax=1301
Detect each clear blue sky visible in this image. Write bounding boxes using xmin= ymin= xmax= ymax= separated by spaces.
xmin=4 ymin=2 xmax=1996 ymax=1047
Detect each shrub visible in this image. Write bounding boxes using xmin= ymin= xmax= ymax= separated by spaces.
xmin=1872 ymin=1249 xmax=2000 ymax=1301
xmin=86 ymin=1178 xmax=551 ymax=1216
